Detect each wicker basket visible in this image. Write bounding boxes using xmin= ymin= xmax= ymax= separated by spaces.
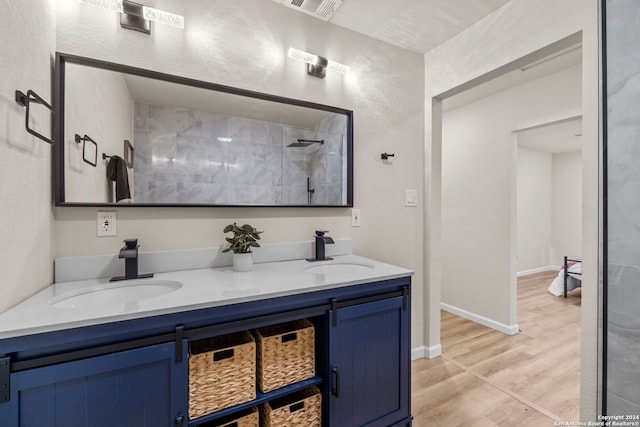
xmin=261 ymin=386 xmax=322 ymax=427
xmin=199 ymin=407 xmax=259 ymax=427
xmin=256 ymin=319 xmax=315 ymax=393
xmin=189 ymin=331 xmax=256 ymax=419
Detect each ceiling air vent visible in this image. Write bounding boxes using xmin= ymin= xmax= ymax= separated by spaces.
xmin=273 ymin=0 xmax=344 ymax=22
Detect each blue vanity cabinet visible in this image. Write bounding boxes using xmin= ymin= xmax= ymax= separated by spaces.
xmin=0 ymin=276 xmax=412 ymax=427
xmin=0 ymin=342 xmax=188 ymax=427
xmin=329 ymin=295 xmax=411 ymax=427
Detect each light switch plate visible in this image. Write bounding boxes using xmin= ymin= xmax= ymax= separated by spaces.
xmin=97 ymin=211 xmax=116 ymax=237
xmin=405 ymin=190 xmax=418 ymax=207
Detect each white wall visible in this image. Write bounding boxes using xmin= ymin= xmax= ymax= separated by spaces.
xmin=0 ymin=1 xmax=56 ymax=313
xmin=424 ymin=0 xmax=599 ymax=418
xmin=441 ymin=65 xmax=581 ymax=329
xmin=517 ymin=147 xmax=552 ymax=272
xmin=517 ymin=147 xmax=583 ymax=273
xmin=552 ymin=150 xmax=582 ymax=262
xmin=65 ymin=65 xmax=134 ymax=203
xmin=53 ymin=0 xmax=425 ymax=348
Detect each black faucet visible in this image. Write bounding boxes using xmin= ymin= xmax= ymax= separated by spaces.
xmin=110 ymin=239 xmax=154 ymax=282
xmin=306 ymin=231 xmax=335 ymax=262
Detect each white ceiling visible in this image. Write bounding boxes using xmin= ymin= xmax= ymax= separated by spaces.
xmin=307 ymin=0 xmax=512 ymax=53
xmin=517 ymin=117 xmax=583 ymax=154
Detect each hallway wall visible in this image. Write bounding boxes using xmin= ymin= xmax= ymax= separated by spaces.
xmin=516 ymin=148 xmax=583 ymax=273
xmin=551 ymin=150 xmax=582 ymax=263
xmin=517 ymin=147 xmax=552 ymax=272
xmin=441 ymin=65 xmax=581 ymax=331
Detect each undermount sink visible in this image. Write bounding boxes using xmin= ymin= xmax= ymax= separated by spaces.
xmin=50 ymin=279 xmax=183 ymax=309
xmin=304 ymin=262 xmax=374 ymax=275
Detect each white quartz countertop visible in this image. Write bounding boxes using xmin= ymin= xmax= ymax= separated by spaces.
xmin=0 ymin=255 xmax=413 ymax=339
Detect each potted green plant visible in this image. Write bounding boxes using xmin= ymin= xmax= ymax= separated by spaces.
xmin=223 ymin=223 xmax=263 ymax=272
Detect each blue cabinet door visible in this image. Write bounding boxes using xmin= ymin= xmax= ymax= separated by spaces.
xmin=0 ymin=342 xmax=188 ymax=427
xmin=329 ymin=296 xmax=410 ymax=427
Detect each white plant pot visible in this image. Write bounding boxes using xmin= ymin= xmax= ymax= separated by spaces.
xmin=233 ymin=252 xmax=253 ymax=272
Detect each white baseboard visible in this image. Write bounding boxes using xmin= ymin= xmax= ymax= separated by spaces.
xmin=441 ymin=303 xmax=519 ymax=335
xmin=427 ymin=344 xmax=442 ymax=358
xmin=411 ymin=344 xmax=442 ymax=360
xmin=516 ymin=265 xmax=560 ymax=277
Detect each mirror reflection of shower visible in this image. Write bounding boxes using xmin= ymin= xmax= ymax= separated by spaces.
xmin=285 ymin=139 xmax=324 ymax=205
xmin=282 ymin=126 xmax=344 ymax=205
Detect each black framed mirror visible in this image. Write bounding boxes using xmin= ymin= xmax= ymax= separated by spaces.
xmin=54 ymin=53 xmax=353 ymax=207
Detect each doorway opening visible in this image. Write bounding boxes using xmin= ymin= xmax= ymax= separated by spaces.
xmin=413 ymin=36 xmax=585 ymax=424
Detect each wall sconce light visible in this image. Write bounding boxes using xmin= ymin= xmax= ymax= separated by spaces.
xmin=288 ymin=48 xmax=349 ymax=78
xmin=121 ymin=0 xmax=184 ymax=33
xmin=79 ymin=0 xmax=184 ymax=34
xmin=79 ymin=0 xmax=123 ymax=12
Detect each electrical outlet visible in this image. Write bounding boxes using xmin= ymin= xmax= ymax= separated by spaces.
xmin=97 ymin=211 xmax=116 ymax=237
xmin=404 ymin=189 xmax=418 ymax=207
xmin=351 ymin=209 xmax=361 ymax=227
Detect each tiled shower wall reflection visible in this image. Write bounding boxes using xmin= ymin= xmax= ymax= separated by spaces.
xmin=604 ymin=0 xmax=640 ymax=416
xmin=133 ymin=102 xmax=345 ymax=205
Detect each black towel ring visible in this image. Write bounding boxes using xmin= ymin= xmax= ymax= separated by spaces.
xmin=15 ymin=89 xmax=54 ymax=145
xmin=74 ymin=134 xmax=97 ymax=167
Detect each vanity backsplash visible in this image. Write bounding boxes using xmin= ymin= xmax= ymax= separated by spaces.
xmin=55 ymin=239 xmax=353 ymax=283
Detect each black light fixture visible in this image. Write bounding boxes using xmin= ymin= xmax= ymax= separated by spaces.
xmin=120 ymin=0 xmax=150 ymax=34
xmin=288 ymin=48 xmax=349 ymax=78
xmin=120 ymin=0 xmax=184 ymax=34
xmin=307 ymin=56 xmax=329 ymax=78
xmin=78 ymin=0 xmax=184 ymax=35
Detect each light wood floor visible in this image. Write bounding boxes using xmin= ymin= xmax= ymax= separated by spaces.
xmin=412 ymin=271 xmax=581 ymax=426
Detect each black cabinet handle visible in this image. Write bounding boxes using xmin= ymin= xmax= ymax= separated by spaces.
xmin=332 ymin=367 xmax=340 ymax=397
xmin=175 ymin=414 xmax=184 ymax=426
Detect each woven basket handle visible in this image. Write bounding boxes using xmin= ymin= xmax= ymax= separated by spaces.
xmin=281 ymin=332 xmax=298 ymax=343
xmin=213 ymin=348 xmax=234 ymax=361
xmin=289 ymin=401 xmax=305 ymax=413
